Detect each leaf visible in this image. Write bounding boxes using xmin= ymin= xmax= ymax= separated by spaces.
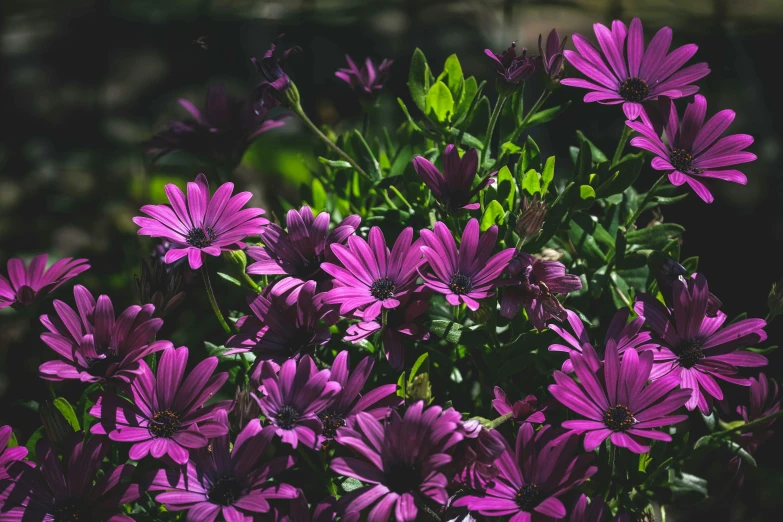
xmin=455 ymin=76 xmax=478 ymax=119
xmin=448 ymin=128 xmax=484 ymax=150
xmin=428 ymin=320 xmax=483 ymax=344
xmin=340 ymin=477 xmax=364 ymax=493
xmin=574 ymin=138 xmax=592 ymax=182
xmin=576 ymin=130 xmax=608 ymax=163
xmin=573 ymin=185 xmax=596 ymax=210
xmin=626 ymin=223 xmax=685 ymax=249
xmin=205 ymin=341 xmax=256 ymax=364
xmin=524 ymin=101 xmax=571 ymax=127
xmin=668 ymin=470 xmax=708 ymax=503
xmin=389 ymin=146 xmax=413 ymax=178
xmin=408 ymin=48 xmax=431 ymax=112
xmin=397 ymin=98 xmax=422 ymax=132
xmin=522 ymin=169 xmax=541 ymax=197
xmin=409 ymin=352 xmax=429 ymax=385
xmin=501 ymin=142 xmax=522 ymax=155
xmin=351 ymin=131 xmax=382 ymax=181
xmin=53 ymin=398 xmax=80 ymax=431
xmin=438 ymin=54 xmax=464 ymax=102
xmin=568 ymin=218 xmax=606 ymax=265
xmin=425 ymin=81 xmax=455 ymax=123
xmin=25 ymin=427 xmax=45 ymax=460
xmin=541 ymin=156 xmax=555 ymax=193
xmin=311 ymin=178 xmax=327 ymax=211
xmin=496 ymin=166 xmax=516 ymax=210
xmin=480 ymin=200 xmax=506 ymax=231
xmin=452 ymin=80 xmax=486 ymax=129
xmin=595 ymin=153 xmax=644 ymax=198
xmin=217 ymin=272 xmax=241 ymax=287
xmin=520 ymin=136 xmax=541 ymax=173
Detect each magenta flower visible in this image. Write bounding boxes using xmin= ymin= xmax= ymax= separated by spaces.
xmin=500 ymin=251 xmax=582 ymax=330
xmin=38 ymin=285 xmax=170 ymax=383
xmin=548 ymin=308 xmax=657 ymax=373
xmin=568 ymin=495 xmax=613 ymax=522
xmin=454 ymin=424 xmax=597 ymax=520
xmin=321 ymin=227 xmax=424 ymax=321
xmin=451 ymin=427 xmax=506 ymax=491
xmin=485 ymin=42 xmax=539 ymax=86
xmin=150 ymin=409 xmax=298 ymax=521
xmin=0 ymin=254 xmax=89 ymax=310
xmin=634 ymin=273 xmax=768 ymax=413
xmin=253 ymin=37 xmax=301 ymax=106
xmin=0 ymin=426 xmax=27 ymax=481
xmin=491 ymin=387 xmax=546 ymax=424
xmin=331 ymin=403 xmax=465 ymax=521
xmin=246 ymin=206 xmax=361 ymax=305
xmin=225 ymin=281 xmax=332 ymax=366
xmin=561 ymin=18 xmax=710 ymax=119
xmin=345 ymin=291 xmax=431 ymax=370
xmin=89 ymin=346 xmax=232 ymax=464
xmin=419 ymin=219 xmax=514 ymax=310
xmin=335 ymin=55 xmax=393 ymax=98
xmin=652 ymin=255 xmax=721 ymax=316
xmin=413 ymin=145 xmax=494 ymax=212
xmin=0 ymin=436 xmax=139 ymax=522
xmin=254 ymin=355 xmax=341 ymax=449
xmin=133 ymin=173 xmax=268 ymax=270
xmin=267 ymin=490 xmax=336 ymax=522
xmin=539 ymin=29 xmax=567 ymax=82
xmin=549 ymin=344 xmax=691 ymax=454
xmin=626 ymin=94 xmax=756 ymax=203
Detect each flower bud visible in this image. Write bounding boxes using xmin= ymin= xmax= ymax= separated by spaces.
xmin=515 ymin=196 xmax=546 ymax=246
xmin=407 ymin=372 xmax=431 ymax=403
xmin=222 ymin=249 xmax=248 ymax=274
xmin=231 ymin=385 xmax=261 ymax=432
xmin=40 ymin=401 xmax=77 ymax=445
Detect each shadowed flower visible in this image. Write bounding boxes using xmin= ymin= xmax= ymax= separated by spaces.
xmin=264 ymin=490 xmax=336 ymax=522
xmin=561 ymin=18 xmax=709 ymax=119
xmin=0 ymin=436 xmax=139 ymax=522
xmin=225 ymin=281 xmax=332 ymax=366
xmin=149 ymin=409 xmax=298 ymax=521
xmin=634 ymin=273 xmax=768 ymax=413
xmin=0 ymin=426 xmax=27 ymax=480
xmin=253 ymin=37 xmax=302 ymax=108
xmin=335 ymin=56 xmax=393 ymax=98
xmin=321 ymin=227 xmax=424 ymax=321
xmin=539 ymin=29 xmax=567 ymax=82
xmin=454 ymin=424 xmax=597 ymax=520
xmin=451 ymin=427 xmax=506 ymax=491
xmin=331 ymin=403 xmax=465 ymax=521
xmin=500 ymin=251 xmax=582 ymax=329
xmin=89 ymin=346 xmax=232 ymax=464
xmin=492 ymin=387 xmax=546 ymax=425
xmin=0 ymin=254 xmax=89 ymax=310
xmin=254 ymin=356 xmax=341 ymax=449
xmin=143 ymin=84 xmax=286 ymax=168
xmin=133 ymin=173 xmax=268 ymax=270
xmin=419 ymin=219 xmax=515 ymax=310
xmin=549 ymin=344 xmax=691 ymax=454
xmin=134 ymin=257 xmax=186 ymax=318
xmin=649 ymin=253 xmax=720 ymax=316
xmin=38 ymin=285 xmax=171 ymax=383
xmin=568 ymin=495 xmax=612 ymax=522
xmin=246 ymin=206 xmax=361 ymax=305
xmin=548 ymin=308 xmax=657 ymax=373
xmin=485 ymin=42 xmax=539 ymax=86
xmin=627 ymin=94 xmax=756 ymax=203
xmin=413 ymin=145 xmax=494 ymax=212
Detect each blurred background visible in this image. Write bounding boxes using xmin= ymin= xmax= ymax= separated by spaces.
xmin=1 ymin=0 xmax=781 ymax=520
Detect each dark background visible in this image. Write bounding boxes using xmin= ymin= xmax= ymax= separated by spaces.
xmin=1 ymin=0 xmax=781 ymax=520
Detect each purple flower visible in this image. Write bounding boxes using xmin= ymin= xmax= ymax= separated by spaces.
xmin=144 ymin=84 xmax=286 ymax=168
xmin=561 ymin=18 xmax=710 ymax=119
xmin=253 ymin=37 xmax=301 ymax=106
xmin=89 ymin=346 xmax=232 ymax=464
xmin=539 ymin=29 xmax=567 ymax=82
xmin=254 ymin=355 xmax=341 ymax=449
xmin=149 ymin=409 xmax=298 ymax=521
xmin=265 ymin=490 xmax=336 ymax=522
xmin=651 ymin=255 xmax=720 ymax=316
xmin=451 ymin=427 xmax=506 ymax=491
xmin=0 ymin=426 xmax=27 ymax=481
xmin=626 ymin=94 xmax=755 ymax=203
xmin=331 ymin=403 xmax=465 ymax=521
xmin=225 ymin=281 xmax=332 ymax=366
xmin=38 ymin=285 xmax=170 ymax=383
xmin=454 ymin=424 xmax=596 ymax=520
xmin=485 ymin=42 xmax=539 ymax=86
xmin=133 ymin=173 xmax=268 ymax=270
xmin=568 ymin=495 xmax=612 ymax=522
xmin=500 ymin=251 xmax=582 ymax=330
xmin=549 ymin=344 xmax=691 ymax=454
xmin=321 ymin=227 xmax=424 ymax=321
xmin=318 ymin=351 xmax=401 ymax=443
xmin=0 ymin=436 xmax=140 ymax=522
xmin=548 ymin=308 xmax=657 ymax=373
xmin=413 ymin=145 xmax=494 ymax=212
xmin=0 ymin=254 xmax=89 ymax=309
xmin=335 ymin=56 xmax=393 ymax=98
xmin=419 ymin=219 xmax=515 ymax=311
xmin=634 ymin=273 xmax=768 ymax=413
xmin=344 ymin=291 xmax=431 ymax=370
xmin=246 ymin=206 xmax=361 ymax=305
xmin=491 ymin=387 xmax=546 ymax=425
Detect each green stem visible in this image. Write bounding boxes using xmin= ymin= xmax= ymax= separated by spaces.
xmin=624 ymin=174 xmax=667 ymax=228
xmin=716 ymin=409 xmax=783 ymax=437
xmin=48 ymin=382 xmax=57 ymax=400
xmin=481 ymin=92 xmax=509 ymax=171
xmin=201 ymin=267 xmax=231 ymax=335
xmin=497 ymin=88 xmax=552 ymax=164
xmin=241 ymin=272 xmax=261 ymax=293
xmin=488 ymin=411 xmax=514 ymax=429
xmin=612 ymin=125 xmax=634 ymax=167
xmin=381 ymin=189 xmax=399 ymax=210
xmin=389 ymin=186 xmax=414 ymax=212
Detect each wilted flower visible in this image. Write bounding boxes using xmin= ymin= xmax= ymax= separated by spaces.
xmin=335 ymin=55 xmax=393 ymax=98
xmin=134 ymin=257 xmax=185 ymax=317
xmin=492 ymin=386 xmax=546 ymax=424
xmin=539 ymin=29 xmax=567 ymax=82
xmin=0 ymin=254 xmax=89 ymax=310
xmin=485 ymin=42 xmax=539 ymax=87
xmin=515 ymin=195 xmax=547 ymax=246
xmin=413 ymin=145 xmax=494 ymax=212
xmin=561 ymin=18 xmax=709 ymax=119
xmin=253 ymin=37 xmax=302 ymax=108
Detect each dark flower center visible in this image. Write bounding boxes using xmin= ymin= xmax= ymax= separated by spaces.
xmin=207 ymin=476 xmax=243 ymax=506
xmin=148 ymin=410 xmax=181 ymax=438
xmin=85 ymin=352 xmax=122 ymax=377
xmin=385 ymin=461 xmax=421 ymax=494
xmin=515 ymin=483 xmax=540 ymax=511
xmin=186 ymin=226 xmax=217 ymax=248
xmin=54 ymin=500 xmax=85 ymax=522
xmin=619 ymin=77 xmax=649 ymax=102
xmin=449 ymin=272 xmax=473 ymax=295
xmin=370 ymin=278 xmax=397 ymax=300
xmin=669 ymin=148 xmax=694 ymax=173
xmin=678 ymin=340 xmax=705 ymax=369
xmin=276 ymin=405 xmax=300 ymax=429
xmin=604 ymin=404 xmax=636 ymax=431
xmin=318 ymin=409 xmax=346 ymax=439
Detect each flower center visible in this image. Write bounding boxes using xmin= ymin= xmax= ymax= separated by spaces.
xmin=186 ymin=226 xmax=217 ymax=248
xmin=385 ymin=461 xmax=421 ymax=494
xmin=54 ymin=500 xmax=85 ymax=522
xmin=207 ymin=476 xmax=243 ymax=506
xmin=515 ymin=483 xmax=540 ymax=511
xmin=619 ymin=77 xmax=649 ymax=102
xmin=678 ymin=340 xmax=705 ymax=369
xmin=603 ymin=404 xmax=636 ymax=431
xmin=669 ymin=148 xmax=694 ymax=173
xmin=370 ymin=278 xmax=397 ymax=300
xmin=276 ymin=405 xmax=300 ymax=429
xmin=148 ymin=410 xmax=181 ymax=438
xmin=449 ymin=272 xmax=473 ymax=295
xmin=318 ymin=409 xmax=346 ymax=439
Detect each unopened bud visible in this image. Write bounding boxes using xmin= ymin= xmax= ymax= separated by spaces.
xmin=222 ymin=249 xmax=248 ymax=274
xmin=768 ymin=276 xmax=783 ymax=321
xmin=468 ymin=301 xmax=493 ymax=324
xmin=231 ymin=385 xmax=261 ymax=432
xmin=40 ymin=401 xmax=77 ymax=445
xmin=515 ymin=196 xmax=546 ymax=246
xmin=407 ymin=373 xmax=431 ymax=403
xmin=284 ymin=80 xmax=302 ymax=109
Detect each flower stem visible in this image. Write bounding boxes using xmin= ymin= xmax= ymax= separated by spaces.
xmin=241 ymin=272 xmax=261 ymax=294
xmin=481 ymin=92 xmax=509 ymax=171
xmin=624 ymin=174 xmax=667 ymax=228
xmin=497 ymin=88 xmax=552 ymax=164
xmin=488 ymin=411 xmax=514 ymax=429
xmin=201 ymin=266 xmax=231 ymax=335
xmin=716 ymin=409 xmax=783 ymax=437
xmin=612 ymin=125 xmax=634 ymax=167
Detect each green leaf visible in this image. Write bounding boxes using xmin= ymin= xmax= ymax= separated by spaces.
xmin=595 ymin=153 xmax=644 ymax=198
xmin=522 ymin=169 xmax=541 ymax=197
xmin=541 ymin=156 xmax=555 ymax=193
xmin=524 ymin=101 xmax=571 ymax=127
xmin=574 ymin=137 xmax=592 ymax=182
xmin=669 ymin=470 xmax=708 ymax=503
xmin=25 ymin=427 xmax=45 ymax=460
xmin=340 ymin=477 xmax=365 ymax=493
xmin=568 ymin=218 xmax=606 ymax=265
xmin=428 ymin=320 xmax=483 ymax=344
xmin=205 ymin=341 xmax=256 ymax=364
xmin=438 ymin=54 xmax=464 ymax=102
xmin=217 ymin=272 xmax=241 ymax=287
xmin=351 ymin=131 xmax=382 ymax=180
xmin=53 ymin=398 xmax=80 ymax=431
xmin=520 ymin=136 xmax=541 ymax=173
xmin=425 ymin=81 xmax=454 ymax=123
xmin=496 ymin=166 xmax=516 ymax=210
xmin=311 ymin=178 xmax=327 ymax=211
xmin=389 ymin=146 xmax=413 ymax=178
xmin=455 ymin=76 xmax=478 ymax=118
xmin=501 ymin=142 xmax=522 ymax=155
xmin=576 ymin=130 xmax=608 ymax=163
xmin=409 ymin=352 xmax=429 ymax=385
xmin=317 ymin=157 xmax=352 ymax=169
xmin=626 ymin=223 xmax=685 ymax=249
xmin=397 ymin=98 xmax=422 ymax=132
xmin=408 ymin=48 xmax=431 ymax=112
xmin=447 ymin=128 xmax=484 ymax=150
xmin=574 ymin=185 xmax=596 ymax=210
xmin=480 ymin=200 xmax=506 ymax=231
